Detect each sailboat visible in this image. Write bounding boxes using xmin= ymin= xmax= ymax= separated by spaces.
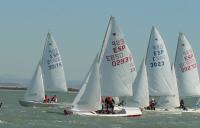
xmin=126 ymin=58 xmax=149 ymax=109
xmin=145 ymin=26 xmax=175 ymax=109
xmin=68 ymin=54 xmax=141 ymax=117
xmin=19 ymin=33 xmax=68 ymax=107
xmin=65 ymin=16 xmax=142 ymax=117
xmin=174 ymin=33 xmax=200 ymax=107
xmin=19 ymin=61 xmax=59 ymax=107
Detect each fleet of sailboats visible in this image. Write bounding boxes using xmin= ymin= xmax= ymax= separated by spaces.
xmin=16 ymin=16 xmax=200 ymax=115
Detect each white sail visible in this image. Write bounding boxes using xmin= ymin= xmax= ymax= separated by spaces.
xmin=126 ymin=59 xmax=149 ymax=108
xmin=157 ymin=64 xmax=180 ymax=108
xmin=24 ymin=61 xmax=45 ymax=102
xmin=42 ymin=33 xmax=67 ymax=92
xmin=73 ymin=54 xmax=102 ymax=111
xmin=174 ymin=33 xmax=200 ymax=98
xmin=99 ymin=16 xmax=137 ymax=97
xmin=146 ymin=26 xmax=174 ymax=96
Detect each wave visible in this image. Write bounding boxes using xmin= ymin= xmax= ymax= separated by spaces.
xmin=0 ymin=120 xmax=7 ymax=124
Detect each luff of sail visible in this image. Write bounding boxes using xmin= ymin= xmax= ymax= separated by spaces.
xmin=42 ymin=33 xmax=67 ymax=92
xmin=145 ymin=26 xmax=174 ymax=96
xmin=174 ymin=33 xmax=200 ymax=98
xmin=126 ymin=58 xmax=149 ymax=108
xmin=24 ymin=61 xmax=45 ymax=102
xmin=99 ymin=16 xmax=137 ymax=97
xmin=73 ymin=54 xmax=101 ymax=111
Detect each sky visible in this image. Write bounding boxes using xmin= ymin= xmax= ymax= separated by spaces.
xmin=0 ymin=0 xmax=200 ymax=81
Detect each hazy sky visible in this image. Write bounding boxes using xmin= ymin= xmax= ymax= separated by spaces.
xmin=0 ymin=0 xmax=200 ymax=81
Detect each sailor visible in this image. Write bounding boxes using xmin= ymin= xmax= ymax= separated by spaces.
xmin=180 ymin=99 xmax=187 ymax=110
xmin=105 ymin=96 xmax=115 ymax=113
xmin=64 ymin=109 xmax=73 ymax=115
xmin=149 ymin=98 xmax=156 ymax=110
xmin=0 ymin=102 xmax=2 ymax=108
xmin=50 ymin=95 xmax=58 ymax=103
xmin=43 ymin=95 xmax=50 ymax=103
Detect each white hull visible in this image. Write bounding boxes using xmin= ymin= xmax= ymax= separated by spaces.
xmin=181 ymin=108 xmax=200 ymax=113
xmin=68 ymin=107 xmax=142 ymax=117
xmin=144 ymin=108 xmax=200 ymax=114
xmin=19 ymin=100 xmax=61 ymax=107
xmin=143 ymin=108 xmax=182 ymax=114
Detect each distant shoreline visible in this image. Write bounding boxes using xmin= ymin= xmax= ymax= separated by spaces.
xmin=0 ymin=86 xmax=26 ymax=90
xmin=0 ymin=87 xmax=79 ymax=92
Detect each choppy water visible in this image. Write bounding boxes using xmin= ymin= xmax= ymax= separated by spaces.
xmin=0 ymin=90 xmax=200 ymax=128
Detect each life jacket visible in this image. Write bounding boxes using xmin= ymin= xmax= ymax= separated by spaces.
xmin=44 ymin=96 xmax=49 ymax=102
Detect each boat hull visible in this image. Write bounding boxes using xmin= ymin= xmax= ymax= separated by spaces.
xmin=67 ymin=106 xmax=142 ymax=117
xmin=143 ymin=108 xmax=182 ymax=114
xmin=19 ymin=100 xmax=60 ymax=107
xmin=181 ymin=108 xmax=200 ymax=113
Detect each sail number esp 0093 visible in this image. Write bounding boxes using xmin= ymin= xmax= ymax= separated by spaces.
xmin=106 ymin=38 xmax=135 ymax=72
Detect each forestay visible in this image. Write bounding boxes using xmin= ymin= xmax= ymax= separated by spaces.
xmin=73 ymin=54 xmax=102 ymax=111
xmin=42 ymin=33 xmax=67 ymax=92
xmin=24 ymin=61 xmax=45 ymax=102
xmin=174 ymin=33 xmax=200 ymax=98
xmin=99 ymin=16 xmax=137 ymax=97
xmin=145 ymin=26 xmax=174 ymax=96
xmin=126 ymin=59 xmax=149 ymax=108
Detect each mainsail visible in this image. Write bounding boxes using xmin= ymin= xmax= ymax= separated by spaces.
xmin=72 ymin=54 xmax=101 ymax=111
xmin=99 ymin=16 xmax=137 ymax=97
xmin=145 ymin=26 xmax=174 ymax=96
xmin=174 ymin=33 xmax=200 ymax=98
xmin=42 ymin=33 xmax=67 ymax=92
xmin=126 ymin=59 xmax=149 ymax=108
xmin=24 ymin=61 xmax=45 ymax=102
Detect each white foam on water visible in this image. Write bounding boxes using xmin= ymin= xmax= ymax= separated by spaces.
xmin=0 ymin=120 xmax=7 ymax=124
xmin=54 ymin=120 xmax=63 ymax=123
xmin=20 ymin=110 xmax=26 ymax=113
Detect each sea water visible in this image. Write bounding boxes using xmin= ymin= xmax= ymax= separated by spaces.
xmin=0 ymin=90 xmax=200 ymax=128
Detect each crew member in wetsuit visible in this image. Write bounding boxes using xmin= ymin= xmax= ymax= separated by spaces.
xmin=43 ymin=95 xmax=50 ymax=103
xmin=149 ymin=98 xmax=156 ymax=110
xmin=105 ymin=96 xmax=115 ymax=113
xmin=50 ymin=95 xmax=58 ymax=103
xmin=180 ymin=99 xmax=187 ymax=110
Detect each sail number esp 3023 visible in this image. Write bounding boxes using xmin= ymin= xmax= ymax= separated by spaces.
xmin=150 ymin=44 xmax=165 ymax=68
